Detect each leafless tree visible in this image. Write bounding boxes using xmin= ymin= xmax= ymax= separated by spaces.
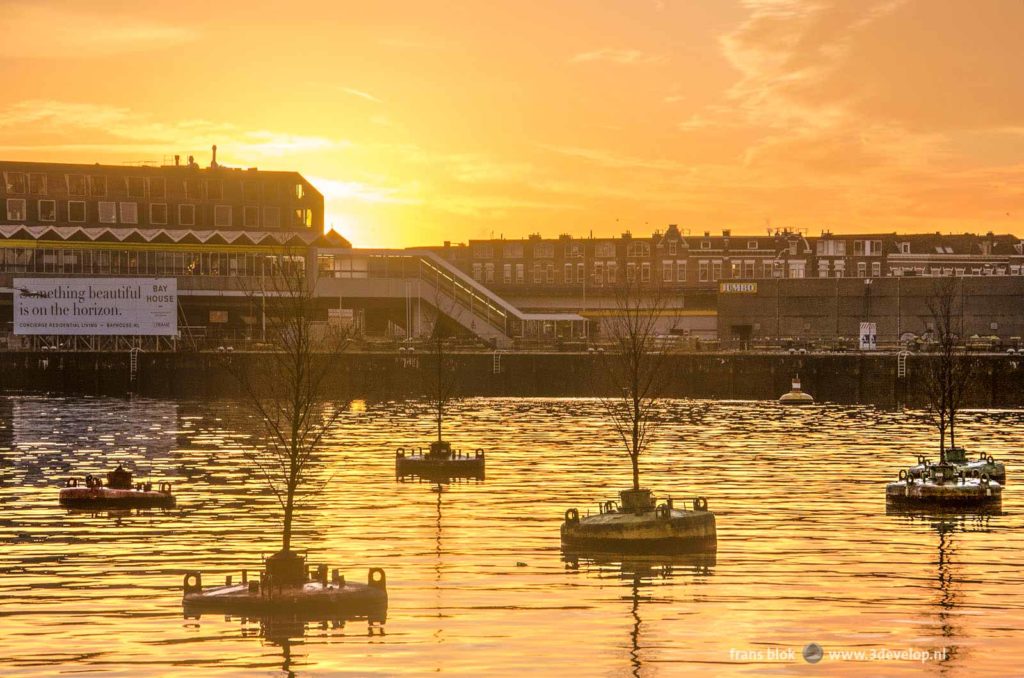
xmin=229 ymin=255 xmax=349 ymax=554
xmin=923 ymin=276 xmax=974 ymax=462
xmin=593 ymin=278 xmax=676 ymax=491
xmin=418 ymin=287 xmax=463 ymax=452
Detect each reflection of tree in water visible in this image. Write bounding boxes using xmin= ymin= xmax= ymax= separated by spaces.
xmin=888 ymin=508 xmax=996 ymax=672
xmin=564 ymin=551 xmax=715 ymax=677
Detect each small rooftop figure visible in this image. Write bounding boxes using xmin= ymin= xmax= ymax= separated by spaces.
xmin=107 ymin=464 xmax=133 ymax=490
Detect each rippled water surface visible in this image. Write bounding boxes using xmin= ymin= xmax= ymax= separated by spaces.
xmin=1 ymin=396 xmax=1022 ymax=677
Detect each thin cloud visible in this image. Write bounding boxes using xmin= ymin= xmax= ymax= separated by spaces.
xmin=0 ymin=3 xmax=198 ymax=58
xmin=569 ymin=49 xmax=665 ymax=65
xmin=0 ymin=100 xmax=349 ymax=158
xmin=340 ymin=87 xmax=384 ymax=104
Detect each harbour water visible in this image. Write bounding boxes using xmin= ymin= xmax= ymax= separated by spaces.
xmin=0 ymin=397 xmax=1021 ymax=676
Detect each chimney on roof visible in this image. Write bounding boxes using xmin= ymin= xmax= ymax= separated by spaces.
xmin=174 ymin=155 xmax=180 ymax=167
xmin=211 ymin=145 xmax=218 ymax=169
xmin=188 ymin=155 xmax=196 ymax=168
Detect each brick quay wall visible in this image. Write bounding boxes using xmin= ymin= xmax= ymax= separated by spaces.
xmin=2 ymin=351 xmax=1023 ymax=409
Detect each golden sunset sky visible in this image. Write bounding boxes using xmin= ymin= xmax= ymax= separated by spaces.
xmin=1 ymin=1 xmax=1022 ymax=247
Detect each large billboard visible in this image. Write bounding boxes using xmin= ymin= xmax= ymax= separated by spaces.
xmin=13 ymin=278 xmax=178 ymax=336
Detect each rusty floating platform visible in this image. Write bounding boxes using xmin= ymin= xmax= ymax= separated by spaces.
xmin=396 ymin=440 xmax=485 ymax=482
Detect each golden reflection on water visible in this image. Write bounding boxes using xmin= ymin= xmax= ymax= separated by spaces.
xmin=0 ymin=396 xmax=1022 ymax=676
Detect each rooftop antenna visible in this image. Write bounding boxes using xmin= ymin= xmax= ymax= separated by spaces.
xmin=211 ymin=144 xmax=218 ymax=169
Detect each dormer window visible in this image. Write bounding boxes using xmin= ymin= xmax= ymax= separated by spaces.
xmin=747 ymin=240 xmax=757 ymax=249
xmin=701 ymin=240 xmax=711 ymax=250
xmin=899 ymin=242 xmax=910 ymax=254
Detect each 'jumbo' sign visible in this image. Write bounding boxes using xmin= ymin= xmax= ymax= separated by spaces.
xmin=14 ymin=278 xmax=178 ymax=336
xmin=719 ymin=282 xmax=758 ymax=294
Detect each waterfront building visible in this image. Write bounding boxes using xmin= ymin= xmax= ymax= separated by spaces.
xmin=2 ymin=154 xmax=1022 ymax=349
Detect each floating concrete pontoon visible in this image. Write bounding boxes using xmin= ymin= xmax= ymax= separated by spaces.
xmin=183 ymin=558 xmax=387 ymax=617
xmin=59 ymin=465 xmax=175 ymax=509
xmin=779 ymin=375 xmax=814 ymax=405
xmin=396 ymin=441 xmax=485 ymax=482
xmin=907 ymin=448 xmax=1006 ymax=485
xmin=886 ymin=463 xmax=1002 ymax=509
xmin=561 ymin=489 xmax=717 ymax=554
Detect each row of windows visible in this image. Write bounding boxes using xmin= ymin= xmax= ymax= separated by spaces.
xmin=473 ymin=239 xmax=772 ymax=259
xmin=3 ymin=198 xmax=314 ymax=228
xmin=467 ymin=259 xmax=811 ymax=284
xmin=0 ymin=247 xmax=305 ymax=277
xmin=2 ymin=171 xmax=305 ymax=203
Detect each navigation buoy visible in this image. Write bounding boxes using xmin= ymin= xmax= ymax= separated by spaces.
xmin=779 ymin=375 xmax=814 ymax=405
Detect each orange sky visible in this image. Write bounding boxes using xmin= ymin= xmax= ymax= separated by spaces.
xmin=1 ymin=0 xmax=1022 ymax=247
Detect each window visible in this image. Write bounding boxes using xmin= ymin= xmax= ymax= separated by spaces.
xmin=215 ymin=205 xmax=232 ymax=227
xmin=127 ymin=177 xmax=146 ymax=198
xmin=565 ymin=242 xmax=584 ymax=258
xmin=595 ymin=242 xmax=615 ymax=258
xmin=627 ymin=241 xmax=651 ymax=257
xmin=872 ymin=240 xmax=882 ymax=255
xmin=4 ymin=172 xmax=26 ymax=194
xmin=243 ymin=181 xmax=259 ymax=202
xmin=606 ymin=262 xmax=616 ymax=283
xmin=90 ymin=176 xmax=107 ymax=197
xmin=626 ymin=262 xmax=637 ymax=282
xmin=98 ymin=201 xmax=117 ymax=224
xmin=67 ymin=175 xmax=88 ymax=197
xmin=185 ymin=179 xmax=202 ymax=199
xmin=747 ymin=240 xmax=758 ymax=249
xmin=150 ymin=203 xmax=168 ymax=225
xmin=207 ymin=180 xmax=223 ymax=200
xmin=731 ymin=261 xmax=742 ymax=278
xmin=294 ymin=209 xmax=312 ymax=227
xmin=6 ymin=198 xmax=26 ymax=221
xmin=594 ymin=261 xmax=604 ymax=284
xmin=663 ymin=261 xmax=673 ymax=282
xmin=668 ymin=242 xmax=677 ymax=256
xmin=38 ymin=199 xmax=56 ymax=221
xmin=546 ymin=263 xmax=555 ymax=283
xmin=711 ymin=261 xmax=722 ymax=281
xmin=243 ymin=206 xmax=259 ymax=228
xmin=899 ymin=242 xmax=910 ymax=254
xmin=503 ymin=243 xmax=524 ymax=258
xmin=699 ymin=261 xmax=709 ymax=282
xmin=788 ymin=261 xmax=806 ymax=278
xmin=871 ymin=262 xmax=881 ymax=277
xmin=68 ymin=201 xmax=86 ymax=222
xmin=263 ymin=182 xmax=279 ymax=200
xmin=564 ymin=262 xmax=573 ymax=282
xmin=471 ymin=263 xmax=482 ymax=280
xmin=295 ymin=183 xmax=305 ymax=200
xmin=533 ymin=263 xmax=543 ymax=283
xmin=533 ymin=242 xmax=554 ymax=258
xmin=744 ymin=261 xmax=755 ymax=278
xmin=262 ymin=206 xmax=280 ymax=228
xmin=179 ymin=204 xmax=196 ymax=226
xmin=120 ymin=202 xmax=138 ymax=224
xmin=701 ymin=240 xmax=711 ymax=250
xmin=576 ymin=262 xmax=585 ymax=283
xmin=676 ymin=261 xmax=686 ymax=282
xmin=857 ymin=262 xmax=867 ymax=277
xmin=473 ymin=244 xmax=494 ymax=258
xmin=29 ymin=173 xmax=47 ymax=195
xmin=503 ymin=263 xmax=512 ymax=284
xmin=149 ymin=177 xmax=166 ymax=199
xmin=484 ymin=263 xmax=495 ymax=282
xmin=516 ymin=263 xmax=525 ymax=283
xmin=762 ymin=261 xmax=773 ymax=278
